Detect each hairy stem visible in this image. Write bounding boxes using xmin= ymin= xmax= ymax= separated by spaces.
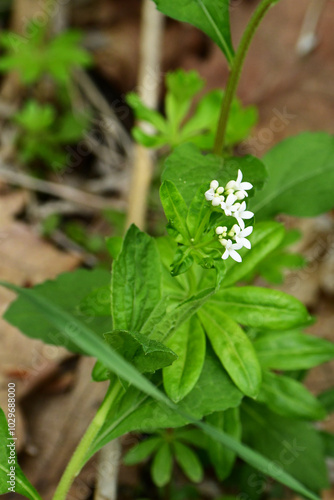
xmin=52 ymin=381 xmax=122 ymax=500
xmin=213 ymin=0 xmax=280 ymax=155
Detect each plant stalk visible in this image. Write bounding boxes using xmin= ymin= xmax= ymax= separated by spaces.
xmin=52 ymin=381 xmax=122 ymax=500
xmin=213 ymin=0 xmax=279 ymax=155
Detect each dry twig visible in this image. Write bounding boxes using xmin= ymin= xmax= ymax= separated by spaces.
xmin=125 ymin=0 xmax=164 ymax=230
xmin=0 ymin=162 xmax=126 ymax=211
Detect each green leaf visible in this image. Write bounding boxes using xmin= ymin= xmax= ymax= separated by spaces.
xmin=0 ymin=408 xmax=41 ymax=499
xmin=149 ymin=287 xmax=214 ymax=342
xmin=186 ymin=184 xmax=211 ymax=239
xmin=91 ymin=359 xmax=110 ymax=382
xmin=4 ymin=269 xmax=111 ymax=354
xmin=318 ymin=388 xmax=334 ymax=414
xmin=254 ymin=330 xmax=334 ymax=370
xmin=105 ymin=236 xmax=123 ymax=260
xmin=257 ymin=371 xmax=326 ymax=421
xmin=90 ymin=346 xmax=243 ymax=453
xmin=170 ymin=247 xmax=194 ymax=277
xmin=250 ymin=132 xmax=334 ymax=219
xmin=79 ymin=283 xmax=111 ymax=317
xmin=180 ymin=90 xmax=258 ymax=149
xmin=162 ymin=143 xmax=267 ymax=205
xmin=126 ymin=92 xmax=167 ymax=133
xmin=198 ymin=303 xmax=262 ymax=398
xmin=210 ymin=286 xmax=311 ymax=330
xmin=165 ymin=69 xmax=204 ymax=132
xmin=173 ymin=441 xmax=203 ymax=482
xmin=151 ymin=443 xmax=173 ymax=487
xmin=104 ymin=330 xmax=177 ymax=374
xmin=222 ymin=222 xmax=285 ymax=288
xmin=163 ymin=316 xmax=206 ymax=402
xmin=153 ymin=0 xmax=234 ymax=65
xmin=112 ymin=225 xmax=161 ymax=331
xmin=123 ymin=437 xmax=162 ymax=465
xmin=14 ymin=100 xmax=55 ymax=132
xmin=320 ymin=431 xmax=334 ymax=458
xmin=0 ymin=28 xmax=91 ymax=85
xmin=0 ymin=281 xmax=321 ymax=500
xmin=174 ymin=428 xmax=207 ymax=449
xmin=160 ymin=181 xmax=190 ymax=242
xmin=242 ymin=401 xmax=329 ymax=493
xmin=206 ymin=408 xmax=241 ymax=481
xmin=257 ymin=251 xmax=305 ymax=284
xmin=155 ymin=236 xmax=190 ymax=301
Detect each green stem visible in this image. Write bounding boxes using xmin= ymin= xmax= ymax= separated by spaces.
xmin=213 ymin=0 xmax=279 ymax=155
xmin=52 ymin=381 xmax=122 ymax=500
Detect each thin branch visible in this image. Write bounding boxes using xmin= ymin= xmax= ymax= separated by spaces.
xmin=94 ymin=440 xmax=121 ymax=500
xmin=125 ymin=0 xmax=164 ymax=230
xmin=296 ymin=0 xmax=327 ymax=56
xmin=0 ymin=162 xmax=126 ymax=211
xmin=73 ymin=69 xmax=132 ymax=155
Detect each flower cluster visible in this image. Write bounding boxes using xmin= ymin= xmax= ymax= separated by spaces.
xmin=205 ymin=170 xmax=254 ymax=262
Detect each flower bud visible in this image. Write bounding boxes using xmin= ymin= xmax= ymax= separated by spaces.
xmin=216 ymin=226 xmax=227 ymax=235
xmin=212 ymin=197 xmax=221 ymax=207
xmin=210 ymin=180 xmax=219 ymax=190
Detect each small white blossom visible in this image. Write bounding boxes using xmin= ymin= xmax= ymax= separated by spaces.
xmin=221 ymin=193 xmax=238 ymax=216
xmin=235 ymin=190 xmax=246 ymax=200
xmin=233 ymin=201 xmax=254 ymax=229
xmin=205 ymin=180 xmax=224 ymax=206
xmin=205 ymin=187 xmax=215 ymax=201
xmin=233 ymin=225 xmax=253 ymax=249
xmin=225 ymin=170 xmax=253 ymax=198
xmin=216 ymin=226 xmax=227 ymax=237
xmin=220 ymin=239 xmax=243 ymax=262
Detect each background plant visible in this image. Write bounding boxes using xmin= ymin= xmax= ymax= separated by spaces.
xmin=0 ymin=21 xmax=92 ymax=171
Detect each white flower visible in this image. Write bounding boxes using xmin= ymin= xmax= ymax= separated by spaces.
xmin=205 ymin=180 xmax=224 ymax=206
xmin=233 ymin=201 xmax=254 ymax=229
xmin=225 ymin=169 xmax=253 ymax=198
xmin=216 ymin=226 xmax=227 ymax=237
xmin=212 ymin=196 xmax=223 ymax=207
xmin=221 ymin=193 xmax=238 ymax=216
xmin=233 ymin=225 xmax=253 ymax=249
xmin=205 ymin=187 xmax=215 ymax=201
xmin=220 ymin=239 xmax=243 ymax=262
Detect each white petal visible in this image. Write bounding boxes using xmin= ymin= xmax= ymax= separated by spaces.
xmin=236 ymin=217 xmax=245 ymax=229
xmin=216 ymin=226 xmax=225 ymax=235
xmin=237 ymin=169 xmax=243 ymax=184
xmin=243 ymin=239 xmax=251 ymax=250
xmin=233 ymin=241 xmax=244 ymax=250
xmin=240 ymin=181 xmax=253 ymax=191
xmin=210 ymin=180 xmax=219 ymax=190
xmin=230 ymin=249 xmax=242 ymax=262
xmin=242 ymin=210 xmax=254 ymax=220
xmin=226 ymin=193 xmax=237 ymax=206
xmin=225 ymin=180 xmax=236 ymax=190
xmin=241 ymin=226 xmax=253 ymax=237
xmin=205 ymin=189 xmax=214 ymax=200
xmin=239 ymin=201 xmax=247 ymax=211
xmin=222 ymin=249 xmax=229 ymax=260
